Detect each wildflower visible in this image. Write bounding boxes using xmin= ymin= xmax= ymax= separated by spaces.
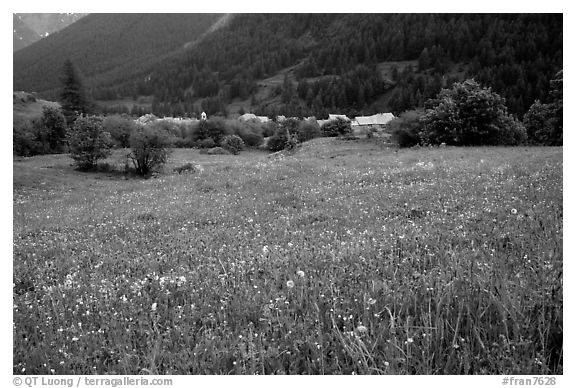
xmin=151 ymin=303 xmax=157 ymax=312
xmin=296 ymin=270 xmax=305 ymax=278
xmin=262 ymin=245 xmax=269 ymax=254
xmin=511 ymin=208 xmax=517 ymax=215
xmin=367 ymin=297 xmax=376 ymax=305
xmin=384 ymin=361 xmax=390 ymax=367
xmin=356 ymin=325 xmax=368 ymax=334
xmin=286 ymin=280 xmax=295 ymax=288
xmin=406 ymin=337 xmax=414 ymax=344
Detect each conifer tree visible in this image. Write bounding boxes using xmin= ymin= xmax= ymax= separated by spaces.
xmin=59 ymin=59 xmax=90 ymax=125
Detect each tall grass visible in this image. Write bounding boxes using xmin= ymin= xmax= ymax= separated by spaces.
xmin=13 ymin=141 xmax=562 ymax=374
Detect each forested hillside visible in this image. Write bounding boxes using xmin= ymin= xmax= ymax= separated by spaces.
xmin=133 ymin=14 xmax=562 ymax=118
xmin=13 ymin=14 xmax=225 ymax=95
xmin=14 ymin=14 xmax=562 ymax=119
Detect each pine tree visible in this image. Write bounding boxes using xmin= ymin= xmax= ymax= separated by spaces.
xmin=59 ymin=59 xmax=90 ymax=125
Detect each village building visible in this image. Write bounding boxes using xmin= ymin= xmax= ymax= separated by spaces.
xmin=350 ymin=113 xmax=395 ymax=137
xmin=238 ymin=113 xmax=270 ymax=123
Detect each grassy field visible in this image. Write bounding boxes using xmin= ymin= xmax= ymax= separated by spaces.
xmin=13 ymin=139 xmax=563 ymax=375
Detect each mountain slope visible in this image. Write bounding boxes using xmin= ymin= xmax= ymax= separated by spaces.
xmin=13 ymin=14 xmax=41 ymax=51
xmin=13 ymin=13 xmax=225 ymax=94
xmin=138 ymin=14 xmax=562 ymax=117
xmin=14 ymin=14 xmax=562 ymax=119
xmin=13 ymin=13 xmax=87 ymax=52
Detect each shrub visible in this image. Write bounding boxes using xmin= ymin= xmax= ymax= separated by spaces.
xmin=296 ymin=121 xmax=322 ymax=142
xmin=127 ymin=125 xmax=172 ymax=176
xmin=227 ymin=120 xmax=264 ymax=147
xmin=13 ymin=118 xmax=41 ymax=156
xmin=103 ymin=114 xmax=136 ymax=148
xmin=240 ymin=131 xmax=264 ymax=147
xmin=523 ymin=99 xmax=562 ymax=146
xmin=221 ymin=135 xmax=245 ymax=155
xmin=267 ymin=127 xmax=289 ymax=152
xmin=67 ymin=115 xmax=113 ymax=170
xmin=262 ymin=121 xmax=278 ymax=137
xmin=192 ymin=117 xmax=231 ymax=145
xmin=40 ymin=106 xmax=67 ymax=153
xmin=421 ymin=79 xmax=525 ymax=146
xmin=197 ymin=137 xmax=216 ymax=149
xmin=389 ymin=110 xmax=424 ymax=148
xmin=321 ymin=118 xmax=352 ymax=137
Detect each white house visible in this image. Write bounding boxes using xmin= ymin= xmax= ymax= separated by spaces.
xmin=238 ymin=113 xmax=271 ymax=123
xmin=350 ymin=113 xmax=395 ymax=137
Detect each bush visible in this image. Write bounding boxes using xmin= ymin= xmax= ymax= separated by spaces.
xmin=127 ymin=125 xmax=172 ymax=176
xmin=523 ymin=99 xmax=562 ymax=146
xmin=103 ymin=114 xmax=136 ymax=148
xmin=297 ymin=121 xmax=322 ymax=142
xmin=67 ymin=115 xmax=113 ymax=170
xmin=197 ymin=137 xmax=216 ymax=149
xmin=421 ymin=79 xmax=526 ymax=146
xmin=227 ymin=120 xmax=264 ymax=147
xmin=267 ymin=127 xmax=289 ymax=152
xmin=262 ymin=121 xmax=278 ymax=137
xmin=221 ymin=135 xmax=245 ymax=155
xmin=192 ymin=117 xmax=231 ymax=145
xmin=321 ymin=118 xmax=352 ymax=137
xmin=40 ymin=106 xmax=67 ymax=153
xmin=389 ymin=110 xmax=424 ymax=148
xmin=13 ymin=118 xmax=42 ymax=156
xmin=240 ymin=131 xmax=264 ymax=147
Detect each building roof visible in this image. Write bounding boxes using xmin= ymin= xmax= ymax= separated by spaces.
xmin=328 ymin=114 xmax=351 ymax=121
xmin=352 ymin=113 xmax=395 ymax=126
xmin=238 ymin=113 xmax=258 ymax=122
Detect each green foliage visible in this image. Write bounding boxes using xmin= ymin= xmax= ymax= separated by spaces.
xmin=390 ymin=110 xmax=424 ymax=148
xmin=523 ymin=71 xmax=563 ymax=146
xmin=67 ymin=115 xmax=113 ymax=170
xmin=227 ymin=120 xmax=264 ymax=148
xmin=13 ymin=118 xmax=42 ymax=156
xmin=102 ymin=114 xmax=136 ymax=148
xmin=221 ymin=134 xmax=245 ymax=155
xmin=14 ymin=107 xmax=70 ymax=156
xmin=321 ymin=118 xmax=352 ymax=138
xmin=15 ymin=15 xmax=561 ymax=119
xmin=267 ymin=127 xmax=289 ymax=152
xmin=40 ymin=106 xmax=68 ymax=153
xmin=193 ymin=118 xmax=232 ymax=145
xmin=421 ymin=80 xmax=526 ymax=146
xmin=262 ymin=121 xmax=278 ymax=138
xmin=197 ymin=138 xmax=217 ymax=149
xmin=296 ymin=120 xmax=322 ymax=143
xmin=59 ymin=59 xmax=90 ymax=125
xmin=127 ymin=125 xmax=173 ymax=176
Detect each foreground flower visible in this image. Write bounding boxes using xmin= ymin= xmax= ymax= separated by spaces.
xmin=286 ymin=280 xmax=295 ymax=288
xmin=356 ymin=325 xmax=368 ymax=334
xmin=511 ymin=208 xmax=517 ymax=215
xmin=151 ymin=302 xmax=157 ymax=312
xmin=296 ymin=270 xmax=305 ymax=278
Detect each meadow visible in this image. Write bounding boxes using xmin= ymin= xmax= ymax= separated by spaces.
xmin=13 ymin=139 xmax=563 ymax=374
